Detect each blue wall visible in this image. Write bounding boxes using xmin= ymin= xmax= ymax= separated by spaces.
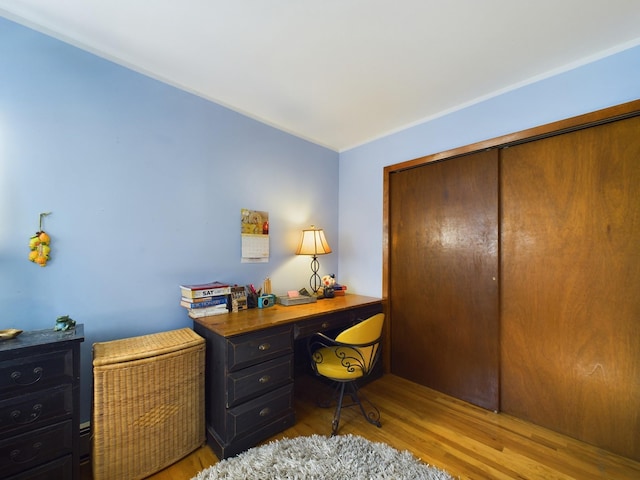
xmin=0 ymin=17 xmax=339 ymax=422
xmin=2 ymin=15 xmax=640 ymax=425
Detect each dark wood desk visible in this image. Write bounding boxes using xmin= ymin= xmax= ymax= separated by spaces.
xmin=193 ymin=295 xmax=382 ymax=459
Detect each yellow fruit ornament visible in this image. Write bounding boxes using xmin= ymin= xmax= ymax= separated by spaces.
xmin=29 ymin=212 xmax=52 ymax=267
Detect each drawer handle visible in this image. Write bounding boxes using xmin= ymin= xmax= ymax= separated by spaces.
xmin=258 ymin=343 xmax=270 ymax=351
xmin=259 ymin=407 xmax=271 ymax=417
xmin=10 ymin=367 xmax=44 ymax=386
xmin=321 ymin=322 xmax=330 ymax=329
xmin=10 ymin=442 xmax=42 ymax=464
xmin=258 ymin=375 xmax=271 ymax=384
xmin=10 ymin=404 xmax=43 ymax=424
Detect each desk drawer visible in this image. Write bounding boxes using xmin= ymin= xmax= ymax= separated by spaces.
xmin=227 ymin=356 xmax=293 ymax=407
xmin=0 ymin=350 xmax=74 ymax=394
xmin=227 ymin=326 xmax=292 ymax=371
xmin=294 ymin=304 xmax=383 ymax=339
xmin=0 ymin=420 xmax=72 ymax=477
xmin=0 ymin=385 xmax=72 ymax=435
xmin=225 ymin=384 xmax=293 ymax=442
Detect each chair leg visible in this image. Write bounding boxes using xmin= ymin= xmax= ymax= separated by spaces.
xmin=331 ymin=382 xmax=346 ymax=436
xmin=316 ymin=380 xmax=382 ymax=435
xmin=347 ymin=382 xmax=381 ymax=428
xmin=316 ymin=381 xmax=342 ymax=409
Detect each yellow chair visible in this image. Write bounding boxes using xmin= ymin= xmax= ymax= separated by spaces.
xmin=307 ymin=313 xmax=385 ymax=435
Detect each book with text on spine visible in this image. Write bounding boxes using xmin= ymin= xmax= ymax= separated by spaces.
xmin=180 ymin=281 xmax=231 ymax=299
xmin=187 ymin=304 xmax=229 ymax=318
xmin=180 ymin=295 xmax=228 ymax=309
xmin=184 ymin=296 xmax=215 ymax=303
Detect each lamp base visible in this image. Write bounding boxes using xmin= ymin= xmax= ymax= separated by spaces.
xmin=309 ymin=255 xmax=321 ymax=293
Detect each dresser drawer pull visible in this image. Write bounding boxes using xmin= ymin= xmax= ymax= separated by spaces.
xmin=258 ymin=343 xmax=270 ymax=351
xmin=258 ymin=375 xmax=271 ymax=384
xmin=259 ymin=407 xmax=271 ymax=417
xmin=10 ymin=442 xmax=42 ymax=464
xmin=10 ymin=404 xmax=43 ymax=424
xmin=10 ymin=367 xmax=44 ymax=386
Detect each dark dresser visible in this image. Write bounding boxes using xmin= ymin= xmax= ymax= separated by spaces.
xmin=0 ymin=325 xmax=84 ymax=479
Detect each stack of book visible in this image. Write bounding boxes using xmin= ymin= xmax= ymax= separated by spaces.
xmin=333 ymin=283 xmax=348 ymax=296
xmin=179 ymin=281 xmax=231 ymax=318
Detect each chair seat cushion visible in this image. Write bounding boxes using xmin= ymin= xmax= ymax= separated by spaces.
xmin=313 ymin=347 xmax=366 ymax=380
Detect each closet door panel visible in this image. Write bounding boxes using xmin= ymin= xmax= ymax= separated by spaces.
xmin=390 ymin=149 xmax=499 ymax=411
xmin=501 ymin=115 xmax=640 ymax=460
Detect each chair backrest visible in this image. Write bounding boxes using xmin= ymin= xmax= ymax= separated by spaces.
xmin=335 ymin=313 xmax=385 ymax=372
xmin=335 ymin=312 xmax=385 ymax=344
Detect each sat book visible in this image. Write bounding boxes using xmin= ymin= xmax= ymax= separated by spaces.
xmin=180 ymin=281 xmax=231 ymax=299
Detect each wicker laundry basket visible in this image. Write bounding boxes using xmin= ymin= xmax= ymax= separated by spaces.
xmin=92 ymin=328 xmax=205 ymax=480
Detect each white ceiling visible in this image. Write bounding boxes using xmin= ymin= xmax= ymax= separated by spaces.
xmin=2 ymin=1 xmax=640 ymax=151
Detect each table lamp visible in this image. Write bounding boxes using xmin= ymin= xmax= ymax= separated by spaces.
xmin=295 ymin=225 xmax=332 ymax=293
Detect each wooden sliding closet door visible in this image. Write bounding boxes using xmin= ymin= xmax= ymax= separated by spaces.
xmin=501 ymin=115 xmax=640 ymax=460
xmin=389 ymin=149 xmax=499 ymax=411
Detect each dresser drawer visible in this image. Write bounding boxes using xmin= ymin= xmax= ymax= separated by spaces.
xmin=225 ymin=383 xmax=293 ymax=442
xmin=294 ymin=304 xmax=383 ymax=339
xmin=227 ymin=326 xmax=292 ymax=371
xmin=5 ymin=454 xmax=73 ymax=480
xmin=227 ymin=356 xmax=293 ymax=407
xmin=0 ymin=385 xmax=73 ymax=435
xmin=0 ymin=420 xmax=72 ymax=477
xmin=0 ymin=349 xmax=74 ymax=394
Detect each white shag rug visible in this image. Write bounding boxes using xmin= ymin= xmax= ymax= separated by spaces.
xmin=192 ymin=434 xmax=455 ymax=480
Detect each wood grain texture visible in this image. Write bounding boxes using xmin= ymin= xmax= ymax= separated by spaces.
xmin=389 ymin=149 xmax=499 ymax=410
xmin=84 ymin=374 xmax=640 ymax=480
xmin=500 ymin=115 xmax=640 ymax=461
xmin=192 ymin=295 xmax=382 ymax=337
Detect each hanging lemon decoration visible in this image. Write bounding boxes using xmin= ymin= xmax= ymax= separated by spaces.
xmin=29 ymin=212 xmax=52 ymax=267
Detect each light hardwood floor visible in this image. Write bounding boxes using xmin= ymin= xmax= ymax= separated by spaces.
xmin=82 ymin=374 xmax=640 ymax=479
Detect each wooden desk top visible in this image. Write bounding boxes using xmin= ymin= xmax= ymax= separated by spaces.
xmin=192 ymin=294 xmax=382 ymax=337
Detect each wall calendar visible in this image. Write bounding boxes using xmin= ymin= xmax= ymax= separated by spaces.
xmin=241 ymin=208 xmax=269 ymax=263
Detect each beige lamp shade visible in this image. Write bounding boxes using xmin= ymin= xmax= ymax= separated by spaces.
xmin=295 ymin=226 xmax=332 ymax=256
